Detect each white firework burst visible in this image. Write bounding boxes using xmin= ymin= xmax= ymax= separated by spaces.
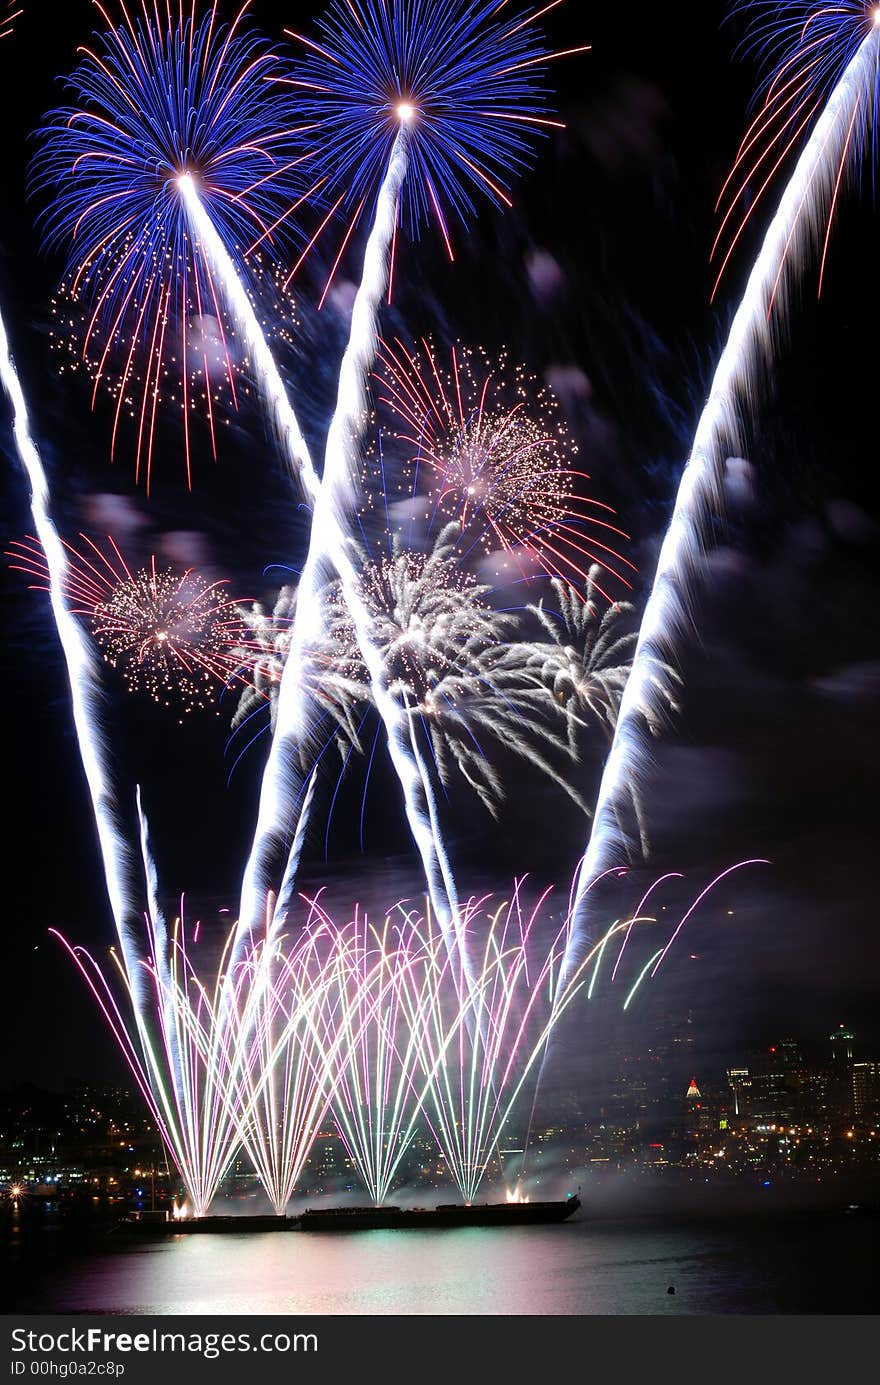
xmin=526 ymin=573 xmax=639 ymax=748
xmin=231 ymin=587 xmax=296 ymax=730
xmin=510 ymin=566 xmax=680 ymax=849
xmin=231 ymin=585 xmax=363 ymax=758
xmin=323 ymin=524 xmax=589 ymax=817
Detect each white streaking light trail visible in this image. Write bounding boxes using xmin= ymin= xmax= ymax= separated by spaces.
xmin=1 ymin=304 xmax=145 ymax=990
xmin=271 ymin=129 xmax=470 ymax=961
xmin=178 ymin=172 xmax=325 ymax=953
xmin=183 ymin=140 xmax=465 ymax=965
xmin=561 ymin=24 xmax=880 ymax=982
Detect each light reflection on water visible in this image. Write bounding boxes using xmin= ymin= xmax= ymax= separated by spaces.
xmin=15 ymin=1213 xmax=880 ymax=1315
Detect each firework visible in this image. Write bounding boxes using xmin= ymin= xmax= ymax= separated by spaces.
xmin=222 ymin=911 xmax=373 ymax=1215
xmin=713 ymin=2 xmax=880 ymax=299
xmin=1 ymin=2 xmax=21 ymax=40
xmin=375 ymin=339 xmax=634 ymax=592
xmin=50 ymin=924 xmax=239 ymax=1219
xmin=52 ymin=874 xmax=392 ymax=1217
xmin=95 ymin=563 xmax=242 ymax=713
xmin=403 ymin=887 xmax=591 ymax=1204
xmin=287 ymin=0 xmax=584 ymax=290
xmin=560 ymin=9 xmax=880 ymax=981
xmin=47 ymin=252 xmax=302 ymax=466
xmin=230 ymin=527 xmax=590 ymax=818
xmin=50 ymin=910 xmax=335 ymax=1218
xmin=7 ymin=536 xmax=250 ymax=717
xmin=400 ymin=864 xmax=758 ymax=1204
xmin=51 ymin=862 xmax=762 ymax=1213
xmin=304 ymin=905 xmax=433 ymax=1205
xmin=1 ymin=308 xmax=146 ymax=989
xmin=34 ymin=1 xmax=312 ymax=488
xmin=326 ymin=524 xmax=509 ymax=705
xmin=320 ymin=523 xmax=589 ymax=817
xmin=505 ymin=567 xmax=679 ymax=852
xmin=229 ymin=584 xmax=364 ymax=763
xmin=251 ymin=1 xmax=576 ymax=962
xmin=401 ymin=889 xmax=557 ymax=1205
xmin=518 ymin=572 xmax=643 ymax=748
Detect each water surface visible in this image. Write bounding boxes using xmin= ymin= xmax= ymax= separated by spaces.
xmin=5 ymin=1208 xmax=877 ymax=1314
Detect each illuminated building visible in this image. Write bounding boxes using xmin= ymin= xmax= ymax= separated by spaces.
xmin=829 ymin=1025 xmax=856 ymax=1122
xmin=851 ymin=1062 xmax=880 ymax=1124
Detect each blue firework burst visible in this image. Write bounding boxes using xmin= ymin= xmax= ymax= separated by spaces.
xmin=33 ymin=1 xmax=313 ymax=487
xmin=287 ymin=0 xmax=584 ymax=252
xmin=714 ymin=2 xmax=880 ymax=296
xmin=734 ymin=1 xmax=879 ymax=98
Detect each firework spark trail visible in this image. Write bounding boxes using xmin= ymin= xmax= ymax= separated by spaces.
xmin=135 ymin=788 xmax=179 ymax=1091
xmin=132 ymin=789 xmax=245 ymax=1202
xmin=170 ymin=929 xmax=298 ymax=1216
xmin=271 ymin=767 xmax=320 ymax=929
xmin=260 ymin=0 xmax=575 ymax=965
xmin=222 ymin=923 xmax=347 ymax=1214
xmin=187 ymin=154 xmax=466 ymax=1022
xmin=7 ymin=535 xmax=254 ymax=715
xmin=179 ymin=175 xmax=330 ymax=957
xmin=275 ymin=131 xmax=479 ymax=968
xmin=1 ymin=2 xmax=22 ymax=40
xmin=374 ymin=338 xmax=634 ymax=591
xmin=404 ymin=893 xmax=665 ymax=1204
xmin=225 ymin=907 xmax=436 ymax=1214
xmin=560 ymin=24 xmax=880 ymax=984
xmin=314 ymin=913 xmax=434 ymax=1204
xmin=225 ymin=129 xmax=474 ymax=973
xmin=183 ymin=165 xmax=456 ymax=969
xmin=50 ymin=929 xmax=195 ymax=1205
xmin=0 ymin=307 xmax=145 ymax=991
xmin=49 ymin=921 xmax=245 ymax=1218
xmin=179 ymin=175 xmax=319 ymax=499
xmin=35 ymin=2 xmax=310 ymax=488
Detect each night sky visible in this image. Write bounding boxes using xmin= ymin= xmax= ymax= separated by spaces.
xmin=1 ymin=1 xmax=879 ymax=1092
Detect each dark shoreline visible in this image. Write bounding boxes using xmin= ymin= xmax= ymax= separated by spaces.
xmin=4 ymin=1169 xmax=879 ymax=1233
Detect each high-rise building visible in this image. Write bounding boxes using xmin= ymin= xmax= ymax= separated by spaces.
xmin=797 ymin=1067 xmax=831 ymax=1126
xmin=829 ymin=1025 xmax=856 ymax=1122
xmin=851 ymin=1062 xmax=880 ymax=1124
xmin=830 ymin=1025 xmax=855 ymax=1068
xmin=727 ymin=1067 xmax=752 ymax=1118
xmin=742 ymin=1047 xmax=797 ymax=1125
xmin=726 ymin=1043 xmax=815 ymax=1127
xmin=683 ymin=1077 xmax=713 ymax=1142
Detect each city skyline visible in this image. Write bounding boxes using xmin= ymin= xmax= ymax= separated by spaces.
xmin=4 ymin=1018 xmax=876 ymax=1208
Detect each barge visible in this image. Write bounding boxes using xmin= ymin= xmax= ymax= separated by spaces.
xmin=119 ymin=1194 xmax=581 ymax=1234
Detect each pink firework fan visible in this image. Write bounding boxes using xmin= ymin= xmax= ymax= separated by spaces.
xmin=7 ymin=534 xmax=250 ymax=715
xmin=374 ymin=338 xmax=636 ymax=601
